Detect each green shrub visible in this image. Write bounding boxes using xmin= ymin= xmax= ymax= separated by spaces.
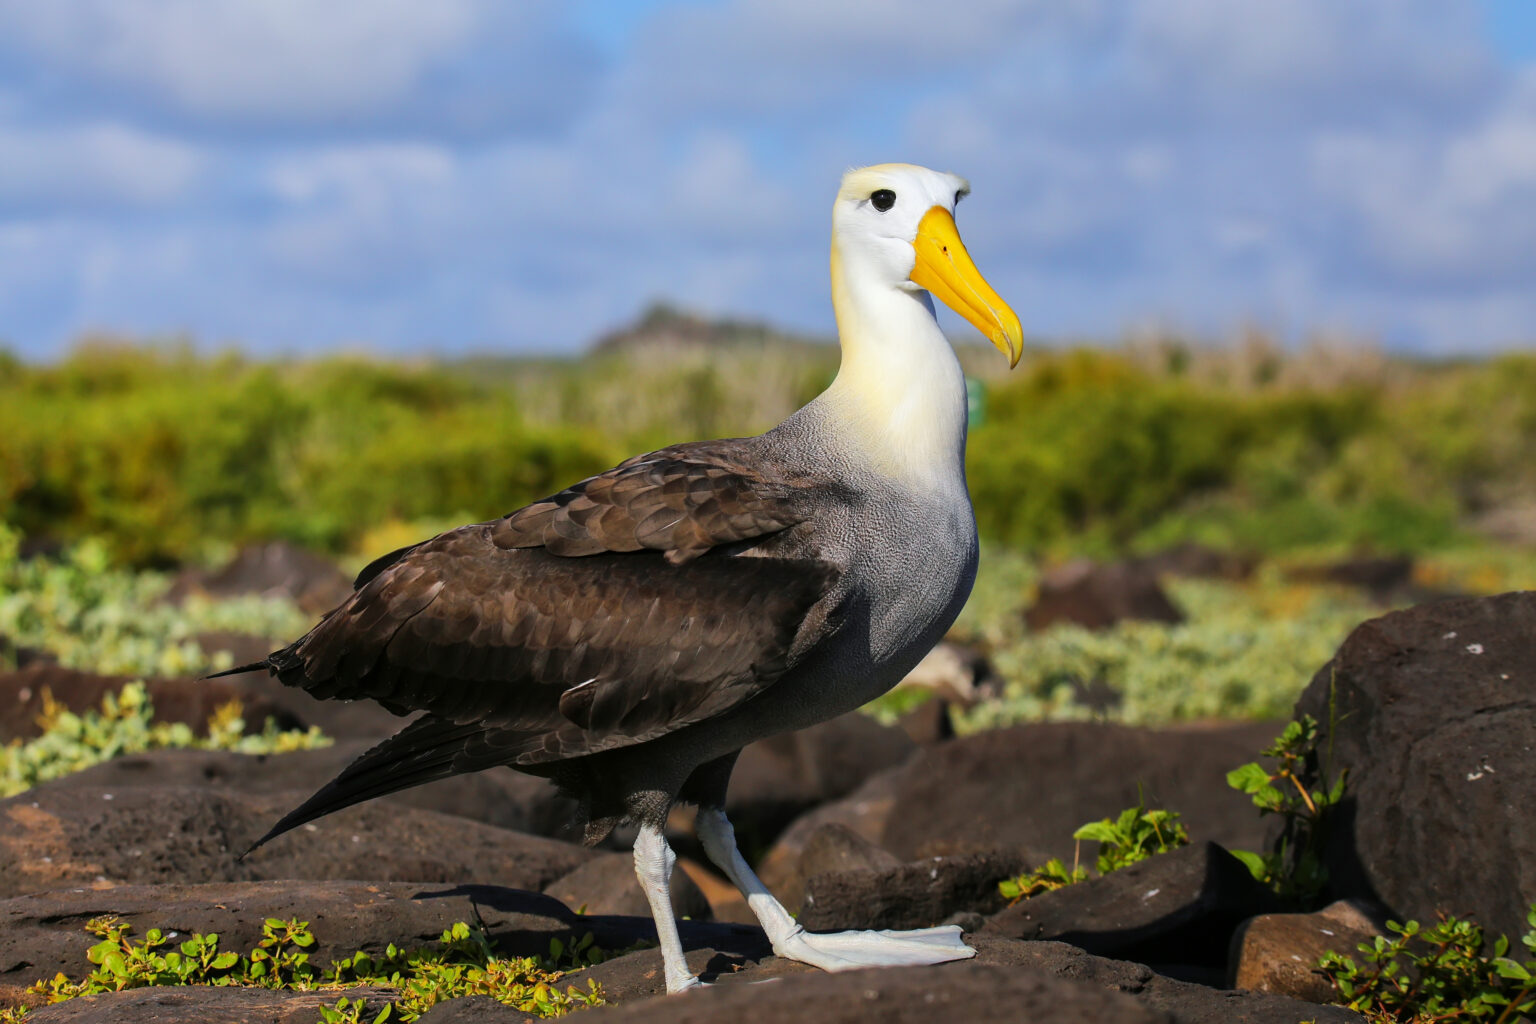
xmin=1225 ymin=713 xmax=1347 ymax=903
xmin=1318 ymin=904 xmax=1536 ymax=1022
xmin=3 ymin=341 xmax=1534 ymax=564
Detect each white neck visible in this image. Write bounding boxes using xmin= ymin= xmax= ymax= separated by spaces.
xmin=800 ymin=240 xmax=969 ymax=489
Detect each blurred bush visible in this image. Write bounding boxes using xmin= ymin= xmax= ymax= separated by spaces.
xmin=967 ymin=348 xmax=1536 ymax=556
xmin=0 ymin=330 xmax=1532 ymax=565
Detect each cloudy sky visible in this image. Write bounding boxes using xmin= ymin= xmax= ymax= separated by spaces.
xmin=0 ymin=0 xmax=1533 ymax=359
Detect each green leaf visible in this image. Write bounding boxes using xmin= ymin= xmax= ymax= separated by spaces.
xmin=1072 ymin=821 xmax=1119 ymax=843
xmin=1493 ymin=958 xmax=1531 ymax=982
xmin=1228 ymin=849 xmax=1269 ymax=881
xmin=1226 ymin=763 xmax=1271 ymax=794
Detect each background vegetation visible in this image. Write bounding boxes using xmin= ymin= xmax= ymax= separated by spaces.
xmin=3 ymin=309 xmax=1533 ymax=567
xmin=2 ymin=308 xmax=1534 ymax=727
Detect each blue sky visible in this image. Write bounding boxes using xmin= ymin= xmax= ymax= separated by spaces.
xmin=0 ymin=0 xmax=1533 ymax=359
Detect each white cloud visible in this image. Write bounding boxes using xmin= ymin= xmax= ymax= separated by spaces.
xmin=0 ymin=0 xmax=1531 ymax=356
xmin=0 ymin=0 xmax=477 ymax=117
xmin=1311 ymin=66 xmax=1536 ymax=286
xmin=0 ymin=0 xmax=601 ymax=136
xmin=0 ymin=120 xmax=204 ymax=207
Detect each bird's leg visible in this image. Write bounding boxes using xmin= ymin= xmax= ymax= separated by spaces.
xmin=632 ymin=823 xmax=700 ymax=993
xmin=694 ymin=806 xmax=975 ymax=972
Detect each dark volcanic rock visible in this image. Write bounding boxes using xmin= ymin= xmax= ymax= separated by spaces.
xmin=587 ymin=961 xmax=1171 ymax=1024
xmin=969 ymin=937 xmax=1362 ymax=1024
xmin=575 ymin=936 xmax=775 ymax=1003
xmin=417 ymin=997 xmax=511 ymax=1022
xmin=20 ymin=984 xmax=397 ymax=1023
xmin=50 ymin=745 xmax=578 ymax=838
xmin=754 ymin=768 xmax=904 ymax=912
xmin=1295 ymin=591 xmax=1536 ymax=941
xmin=724 ymin=711 xmax=914 ymax=850
xmin=1229 ymin=900 xmax=1387 ymax=1004
xmin=165 ymin=540 xmax=353 ymax=615
xmin=1135 ymin=543 xmax=1256 ymax=582
xmin=0 ymin=783 xmax=594 ymax=899
xmin=1288 ymin=555 xmax=1414 ymax=597
xmin=800 ymin=849 xmax=1028 ymax=931
xmin=895 ymin=694 xmax=956 ymax=744
xmin=527 ymin=936 xmax=1357 ymax=1023
xmin=983 ymin=843 xmax=1278 ymax=968
xmin=1026 ymin=559 xmax=1184 ymax=631
xmin=796 ymin=822 xmax=901 ymax=881
xmin=0 ymin=879 xmax=764 ymax=988
xmin=878 ymin=721 xmax=1279 ymax=863
xmin=543 ymin=850 xmax=710 ymax=921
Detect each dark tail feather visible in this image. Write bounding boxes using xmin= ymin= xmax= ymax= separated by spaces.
xmin=204 ymin=659 xmax=271 ymax=679
xmin=241 ymin=714 xmax=488 ymax=859
xmin=204 ymin=642 xmax=301 ymax=681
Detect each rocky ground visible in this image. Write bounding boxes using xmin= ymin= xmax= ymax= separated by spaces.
xmin=0 ymin=574 xmax=1532 ymax=1022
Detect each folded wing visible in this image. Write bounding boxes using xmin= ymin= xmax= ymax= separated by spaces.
xmin=254 ymin=439 xmax=843 ymax=765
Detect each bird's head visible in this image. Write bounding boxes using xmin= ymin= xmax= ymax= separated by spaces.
xmin=832 ymin=163 xmax=1022 ymax=367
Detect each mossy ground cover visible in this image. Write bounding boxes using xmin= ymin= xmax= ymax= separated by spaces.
xmin=905 ymin=544 xmax=1536 ymax=731
xmin=0 ymin=525 xmax=309 ymax=678
xmin=0 ymin=917 xmax=606 ymax=1022
xmin=0 ymin=680 xmax=329 ymax=798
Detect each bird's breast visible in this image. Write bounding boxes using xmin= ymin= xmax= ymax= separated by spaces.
xmin=852 ymin=484 xmax=978 ymax=668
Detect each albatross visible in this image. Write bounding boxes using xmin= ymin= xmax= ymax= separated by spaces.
xmin=218 ymin=163 xmax=1022 ymax=993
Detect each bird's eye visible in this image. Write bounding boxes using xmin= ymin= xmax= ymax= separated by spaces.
xmin=954 ymin=191 xmax=964 ymax=206
xmin=870 ymin=189 xmax=896 ymax=212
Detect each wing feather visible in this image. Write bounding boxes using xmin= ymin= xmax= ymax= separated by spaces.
xmin=258 ymin=440 xmax=844 ymax=765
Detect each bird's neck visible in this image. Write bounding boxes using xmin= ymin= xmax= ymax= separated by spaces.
xmin=806 ymin=243 xmax=969 ymax=489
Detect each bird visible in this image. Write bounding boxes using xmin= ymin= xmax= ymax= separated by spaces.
xmin=214 ymin=162 xmax=1022 ymax=993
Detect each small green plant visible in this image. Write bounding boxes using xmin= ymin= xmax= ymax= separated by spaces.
xmin=0 ymin=916 xmax=605 ymax=1022
xmin=1074 ymin=801 xmax=1191 ymax=874
xmin=317 ymin=995 xmax=393 ymax=1023
xmin=998 ymin=798 xmax=1189 ymax=904
xmin=0 ymin=682 xmax=330 ymax=797
xmin=999 ymin=857 xmax=1090 ymax=903
xmin=1318 ymin=904 xmax=1536 ymax=1022
xmin=1226 ymin=713 xmax=1346 ymax=902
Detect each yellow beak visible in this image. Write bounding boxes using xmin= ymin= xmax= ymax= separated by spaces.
xmin=908 ymin=206 xmax=1022 ymax=368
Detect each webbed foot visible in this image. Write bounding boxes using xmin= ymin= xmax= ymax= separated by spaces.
xmin=771 ymin=923 xmax=976 ymax=972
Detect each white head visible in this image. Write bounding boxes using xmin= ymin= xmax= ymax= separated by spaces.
xmin=831 ymin=163 xmax=1021 ymax=366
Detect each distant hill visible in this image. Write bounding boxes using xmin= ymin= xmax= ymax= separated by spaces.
xmin=587 ymin=302 xmax=834 ymax=357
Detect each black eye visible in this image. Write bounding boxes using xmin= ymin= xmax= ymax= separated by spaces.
xmin=870 ymin=189 xmax=896 ymax=212
xmin=954 ymin=191 xmax=964 ymax=206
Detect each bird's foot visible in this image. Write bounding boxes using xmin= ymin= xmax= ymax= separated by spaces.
xmin=771 ymin=924 xmax=975 ymax=972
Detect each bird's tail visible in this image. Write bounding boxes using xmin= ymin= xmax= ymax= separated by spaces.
xmin=203 ymin=641 xmax=303 ymax=681
xmin=204 ymin=659 xmax=270 ymax=679
xmin=242 ymin=714 xmax=487 ymax=858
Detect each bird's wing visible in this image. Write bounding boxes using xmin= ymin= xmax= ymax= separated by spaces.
xmin=264 ymin=441 xmax=843 ymax=764
xmin=348 ymin=439 xmax=805 ymax=588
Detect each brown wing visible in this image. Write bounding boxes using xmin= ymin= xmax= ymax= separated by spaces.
xmin=489 ymin=440 xmax=804 ymax=564
xmin=264 ymin=440 xmax=842 ymax=765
